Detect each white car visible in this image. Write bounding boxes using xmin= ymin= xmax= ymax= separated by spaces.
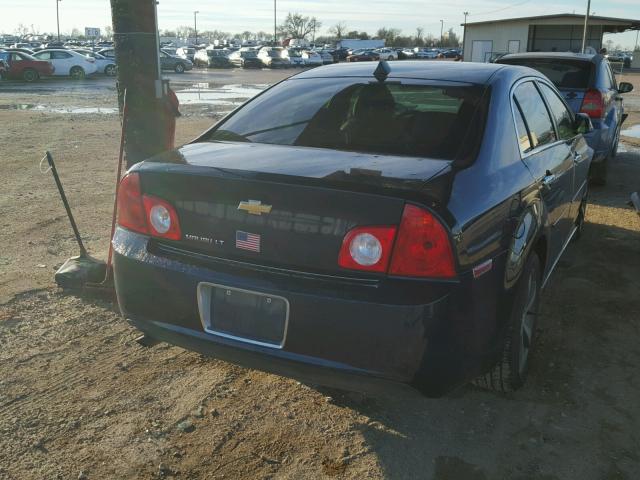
xmin=374 ymin=48 xmax=397 ymax=61
xmin=74 ymin=49 xmax=117 ymax=76
xmin=33 ymin=49 xmax=98 ymax=79
xmin=301 ymin=50 xmax=322 ymax=66
xmin=315 ymin=50 xmax=335 ymax=64
xmin=286 ymin=49 xmax=305 ymax=67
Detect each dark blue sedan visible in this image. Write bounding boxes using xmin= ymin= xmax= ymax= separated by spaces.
xmin=113 ymin=61 xmax=593 ymax=396
xmin=497 ymin=52 xmax=633 ymax=185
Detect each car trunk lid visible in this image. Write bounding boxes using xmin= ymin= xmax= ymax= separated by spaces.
xmin=136 ymin=141 xmax=452 ymax=275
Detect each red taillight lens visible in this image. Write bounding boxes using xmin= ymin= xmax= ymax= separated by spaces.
xmin=116 ymin=173 xmax=182 ymax=241
xmin=338 ymin=226 xmax=397 ymax=273
xmin=116 ymin=173 xmax=148 ymax=235
xmin=580 ymin=89 xmax=604 ymax=119
xmin=142 ymin=195 xmax=182 ymax=240
xmin=389 ymin=204 xmax=456 ymax=278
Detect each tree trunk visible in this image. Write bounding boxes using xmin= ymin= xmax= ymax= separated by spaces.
xmin=110 ymin=0 xmax=166 ymax=168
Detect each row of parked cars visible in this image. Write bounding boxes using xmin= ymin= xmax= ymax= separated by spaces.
xmin=0 ymin=45 xmax=117 ymax=81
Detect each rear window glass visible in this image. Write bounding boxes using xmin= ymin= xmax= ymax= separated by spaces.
xmin=202 ymin=78 xmax=488 ymax=160
xmin=500 ymin=58 xmax=593 ymax=89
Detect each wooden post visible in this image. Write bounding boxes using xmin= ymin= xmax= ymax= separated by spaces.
xmin=110 ymin=0 xmax=167 ymax=168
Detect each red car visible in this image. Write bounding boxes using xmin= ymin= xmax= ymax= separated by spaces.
xmin=0 ymin=50 xmax=54 ymax=82
xmin=346 ymin=50 xmax=380 ymax=62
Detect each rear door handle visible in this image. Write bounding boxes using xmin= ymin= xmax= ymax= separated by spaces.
xmin=542 ymin=171 xmax=557 ymax=189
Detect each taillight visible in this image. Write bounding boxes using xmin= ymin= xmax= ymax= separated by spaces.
xmin=338 ymin=226 xmax=397 ymax=273
xmin=580 ymin=89 xmax=604 ymax=119
xmin=389 ymin=204 xmax=456 ymax=278
xmin=116 ymin=173 xmax=148 ymax=235
xmin=116 ymin=173 xmax=182 ymax=240
xmin=142 ymin=195 xmax=181 ymax=240
xmin=337 ymin=204 xmax=456 ymax=278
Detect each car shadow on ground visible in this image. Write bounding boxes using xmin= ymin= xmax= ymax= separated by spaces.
xmin=316 ymin=217 xmax=640 ymax=480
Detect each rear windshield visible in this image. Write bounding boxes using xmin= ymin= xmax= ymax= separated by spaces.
xmin=202 ymin=78 xmax=488 ymax=160
xmin=500 ymin=58 xmax=593 ymax=89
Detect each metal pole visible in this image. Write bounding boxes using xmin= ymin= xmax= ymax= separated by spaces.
xmin=463 ymin=12 xmax=469 ymax=52
xmin=634 ymin=30 xmax=639 ymax=52
xmin=581 ymin=0 xmax=591 ymax=53
xmin=194 ymin=11 xmax=198 ymax=45
xmin=56 ymin=0 xmax=61 ymax=41
xmin=273 ymin=0 xmax=277 ymax=46
xmin=440 ymin=20 xmax=444 ymax=47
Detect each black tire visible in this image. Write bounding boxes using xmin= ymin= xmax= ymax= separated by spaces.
xmin=174 ymin=63 xmax=185 ymax=73
xmin=70 ymin=66 xmax=85 ymax=80
xmin=611 ymin=126 xmax=620 ymax=159
xmin=105 ymin=64 xmax=117 ymax=76
xmin=22 ymin=68 xmax=38 ymax=82
xmin=474 ymin=254 xmax=542 ymax=392
xmin=589 ymin=160 xmax=607 ymax=186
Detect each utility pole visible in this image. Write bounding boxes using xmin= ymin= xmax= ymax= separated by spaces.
xmin=110 ymin=0 xmax=167 ymax=168
xmin=463 ymin=12 xmax=469 ymax=52
xmin=56 ymin=0 xmax=62 ymax=41
xmin=581 ymin=0 xmax=591 ymax=53
xmin=273 ymin=0 xmax=277 ymax=46
xmin=193 ymin=11 xmax=199 ymax=45
xmin=440 ymin=19 xmax=444 ymax=47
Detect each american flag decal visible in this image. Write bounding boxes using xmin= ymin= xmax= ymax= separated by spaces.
xmin=236 ymin=230 xmax=261 ymax=252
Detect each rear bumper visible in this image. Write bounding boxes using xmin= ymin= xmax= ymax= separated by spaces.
xmin=113 ymin=228 xmax=506 ymax=397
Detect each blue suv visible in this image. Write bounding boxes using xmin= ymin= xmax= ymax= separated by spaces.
xmin=497 ymin=52 xmax=634 ymax=184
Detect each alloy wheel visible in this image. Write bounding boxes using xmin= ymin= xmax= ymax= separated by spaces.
xmin=518 ymin=270 xmax=538 ymax=377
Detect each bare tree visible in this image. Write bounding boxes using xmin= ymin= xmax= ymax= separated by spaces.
xmin=415 ymin=27 xmax=424 ymax=46
xmin=278 ymin=13 xmax=322 ymax=39
xmin=376 ymin=27 xmax=401 ymax=45
xmin=328 ymin=22 xmax=348 ymax=40
xmin=104 ymin=25 xmax=113 ymax=39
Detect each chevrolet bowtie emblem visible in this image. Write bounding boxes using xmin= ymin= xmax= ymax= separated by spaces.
xmin=237 ymin=200 xmax=273 ymax=216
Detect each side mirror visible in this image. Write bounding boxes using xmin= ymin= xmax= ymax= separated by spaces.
xmin=618 ymin=82 xmax=634 ymax=94
xmin=574 ymin=113 xmax=594 ymax=135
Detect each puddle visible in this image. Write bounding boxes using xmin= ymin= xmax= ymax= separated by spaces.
xmin=621 ymin=124 xmax=640 ymax=139
xmin=176 ymin=83 xmax=268 ymax=106
xmin=0 ymin=104 xmax=118 ymax=114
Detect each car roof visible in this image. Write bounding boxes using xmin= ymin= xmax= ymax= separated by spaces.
xmin=498 ymin=52 xmax=601 ymax=63
xmin=293 ymin=60 xmax=515 ymax=84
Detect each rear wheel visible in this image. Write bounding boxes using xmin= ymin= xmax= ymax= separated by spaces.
xmin=611 ymin=126 xmax=620 ymax=158
xmin=105 ymin=64 xmax=117 ymax=76
xmin=22 ymin=68 xmax=38 ymax=82
xmin=474 ymin=254 xmax=541 ymax=392
xmin=174 ymin=63 xmax=185 ymax=73
xmin=70 ymin=66 xmax=85 ymax=80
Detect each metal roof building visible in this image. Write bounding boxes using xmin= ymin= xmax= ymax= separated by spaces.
xmin=462 ymin=14 xmax=640 ymax=62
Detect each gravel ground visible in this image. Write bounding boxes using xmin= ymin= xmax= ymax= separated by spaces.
xmin=1 ymin=68 xmax=639 ymax=480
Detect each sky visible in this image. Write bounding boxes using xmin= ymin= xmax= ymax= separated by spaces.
xmin=1 ymin=0 xmax=639 ymax=48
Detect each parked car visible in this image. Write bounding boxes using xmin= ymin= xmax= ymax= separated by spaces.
xmin=439 ymin=49 xmax=461 ymax=59
xmin=112 ymin=61 xmax=593 ymax=397
xmin=228 ymin=49 xmax=263 ymax=68
xmin=73 ymin=49 xmax=117 ymax=76
xmin=5 ymin=47 xmax=35 ymax=56
xmin=414 ymin=48 xmax=439 ymax=59
xmin=257 ymin=47 xmax=290 ymax=68
xmin=176 ymin=47 xmax=196 ymax=62
xmin=160 ymin=49 xmax=193 ymax=73
xmin=301 ymin=50 xmax=322 ymax=66
xmin=397 ymin=48 xmax=415 ymax=60
xmin=0 ymin=50 xmax=54 ymax=81
xmin=497 ymin=52 xmax=634 ymax=184
xmin=315 ymin=50 xmax=335 ymax=64
xmin=97 ymin=48 xmax=115 ymax=59
xmin=346 ymin=49 xmax=380 ymax=62
xmin=606 ymin=52 xmax=632 ymax=68
xmin=286 ymin=49 xmax=305 ymax=67
xmin=44 ymin=41 xmax=65 ymax=49
xmin=33 ymin=49 xmax=97 ymax=79
xmin=374 ymin=48 xmax=397 ymax=61
xmin=332 ymin=47 xmax=350 ymax=61
xmin=194 ymin=49 xmax=233 ymax=68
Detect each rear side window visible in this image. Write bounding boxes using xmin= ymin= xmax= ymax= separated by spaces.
xmin=538 ymin=83 xmax=575 ymax=141
xmin=514 ymin=81 xmax=556 ymax=149
xmin=513 ymin=102 xmax=533 ymax=153
xmin=501 ymin=58 xmax=593 ymax=89
xmin=202 ymin=78 xmax=488 ymax=161
xmin=52 ymin=51 xmax=71 ymax=59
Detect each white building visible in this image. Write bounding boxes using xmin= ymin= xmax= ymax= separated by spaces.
xmin=462 ymin=14 xmax=640 ymax=62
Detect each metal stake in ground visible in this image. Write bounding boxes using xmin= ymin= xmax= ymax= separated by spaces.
xmin=43 ymin=151 xmax=106 ymax=289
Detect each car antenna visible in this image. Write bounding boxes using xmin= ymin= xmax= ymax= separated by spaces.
xmin=373 ymin=60 xmax=391 ymax=82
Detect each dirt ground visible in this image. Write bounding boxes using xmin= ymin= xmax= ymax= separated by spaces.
xmin=1 ymin=69 xmax=640 ymax=480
